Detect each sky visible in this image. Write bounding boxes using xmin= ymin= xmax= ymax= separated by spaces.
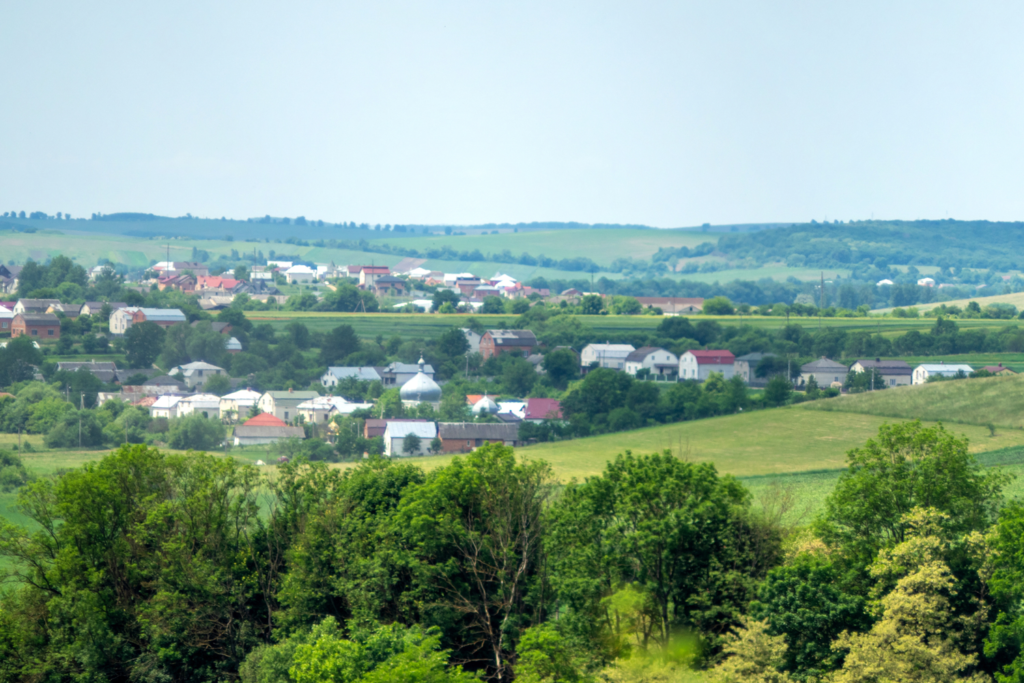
xmin=3 ymin=1 xmax=1024 ymax=228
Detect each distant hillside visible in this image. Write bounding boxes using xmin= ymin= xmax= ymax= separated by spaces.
xmin=803 ymin=373 xmax=1024 ymax=428
xmin=713 ymin=219 xmax=1024 ymax=271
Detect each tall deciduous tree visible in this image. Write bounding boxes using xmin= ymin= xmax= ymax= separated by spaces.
xmin=124 ymin=320 xmax=166 ymax=368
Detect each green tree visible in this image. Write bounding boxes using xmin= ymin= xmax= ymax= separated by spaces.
xmin=0 ymin=446 xmax=269 ymax=682
xmin=546 ymin=452 xmax=781 ymax=653
xmin=403 ymin=432 xmax=422 ymax=455
xmin=167 ymin=414 xmax=227 ymax=450
xmin=703 ymin=297 xmax=735 ymax=315
xmin=709 ymin=617 xmax=794 ymax=683
xmin=542 ymin=348 xmax=579 ymax=390
xmin=398 ymin=445 xmax=553 ymax=679
xmin=763 ymin=376 xmax=792 ymax=406
xmin=0 ymin=335 xmax=43 ymax=386
xmin=831 ymin=508 xmax=989 ymax=683
xmin=817 ymin=421 xmax=1007 ymax=567
xmin=204 ymin=373 xmax=232 ymax=396
xmin=579 ymin=295 xmax=604 ymax=315
xmin=432 ymin=289 xmax=461 ymax=312
xmin=320 ymin=324 xmax=361 ymax=366
xmin=502 ymin=356 xmax=538 ymax=396
xmin=481 ymin=296 xmax=505 ymax=314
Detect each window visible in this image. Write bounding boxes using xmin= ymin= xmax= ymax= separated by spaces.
xmin=284 ymin=412 xmax=289 ymax=420
xmin=48 ymin=329 xmax=54 ymax=336
xmin=31 ymin=329 xmax=37 ymax=336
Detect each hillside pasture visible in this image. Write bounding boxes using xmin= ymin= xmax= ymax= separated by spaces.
xmin=803 ymin=372 xmax=1024 ymax=428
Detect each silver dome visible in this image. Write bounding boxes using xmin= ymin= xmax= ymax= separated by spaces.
xmin=472 ymin=395 xmax=499 ymax=414
xmin=400 ymin=364 xmax=442 ymax=403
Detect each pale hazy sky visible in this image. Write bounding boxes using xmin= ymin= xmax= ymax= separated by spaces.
xmin=3 ymin=2 xmax=1024 ymax=227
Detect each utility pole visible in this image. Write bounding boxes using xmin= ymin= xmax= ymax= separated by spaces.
xmin=79 ymin=393 xmax=84 ymax=448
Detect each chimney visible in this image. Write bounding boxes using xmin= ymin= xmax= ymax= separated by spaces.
xmin=288 ymin=387 xmax=293 ymax=393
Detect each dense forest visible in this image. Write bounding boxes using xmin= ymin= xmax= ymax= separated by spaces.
xmin=2 ymin=422 xmax=1024 ymax=681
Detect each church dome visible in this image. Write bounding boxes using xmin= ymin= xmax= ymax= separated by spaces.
xmin=472 ymin=395 xmax=499 ymax=414
xmin=400 ymin=357 xmax=442 ymax=403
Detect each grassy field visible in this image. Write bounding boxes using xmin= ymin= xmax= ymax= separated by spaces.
xmin=0 ymin=223 xmax=857 ymax=285
xmin=876 ymin=290 xmax=1024 ymax=314
xmin=804 ymin=372 xmax=1024 ymax=428
xmin=243 ymin=310 xmax=1021 ymax=338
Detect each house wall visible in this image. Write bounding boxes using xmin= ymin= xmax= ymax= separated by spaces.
xmin=439 ymin=437 xmax=515 ymax=454
xmin=801 ymin=369 xmax=848 ymax=387
xmin=12 ymin=318 xmax=59 ymax=339
xmin=679 ymin=354 xmax=735 ymax=381
xmin=479 ymin=335 xmax=531 ymax=359
xmin=386 ymin=435 xmax=432 ymax=457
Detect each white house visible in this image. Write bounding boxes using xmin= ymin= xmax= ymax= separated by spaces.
xmin=678 ymin=350 xmax=736 ymax=381
xmin=0 ymin=305 xmax=12 ymax=334
xmin=168 ymin=361 xmax=226 ymax=389
xmin=917 ymin=277 xmax=936 ymax=287
xmin=175 ymin=394 xmax=222 ymax=419
xmin=580 ymin=343 xmax=636 ymax=372
xmin=297 ymin=396 xmax=352 ymax=424
xmin=384 ymin=421 xmax=437 ymax=457
xmin=284 ymin=265 xmax=316 ymax=284
xmin=912 ymin=363 xmax=974 ymax=385
xmin=849 ymin=359 xmax=913 ymax=387
xmin=624 ymin=347 xmax=679 ymax=378
xmin=257 ymin=390 xmax=320 ymax=422
xmin=461 ymin=328 xmax=482 ymax=354
xmin=219 ymin=389 xmax=263 ymax=422
xmin=877 ymin=279 xmax=894 ymax=286
xmin=150 ymin=395 xmax=183 ymax=420
xmin=799 ymin=358 xmax=849 ymax=387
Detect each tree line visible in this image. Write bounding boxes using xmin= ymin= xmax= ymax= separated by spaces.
xmin=2 ymin=422 xmax=1024 ymax=681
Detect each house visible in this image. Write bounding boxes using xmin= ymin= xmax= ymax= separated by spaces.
xmin=13 ymin=299 xmax=60 ymax=315
xmin=384 ymin=421 xmax=437 ymax=457
xmin=454 ymin=279 xmax=485 ymax=297
xmin=581 ymin=343 xmax=636 ymax=372
xmin=877 ymin=279 xmax=894 ymax=286
xmin=382 ymin=360 xmax=435 ymax=387
xmin=734 ymin=352 xmax=776 ymax=384
xmin=109 ymin=307 xmax=187 ymax=334
xmin=917 ymin=277 xmax=936 ymax=287
xmin=257 ymin=389 xmax=320 ymax=422
xmin=153 ymin=261 xmax=209 ymax=278
xmin=372 ymin=275 xmax=406 ymax=296
xmin=982 ymin=364 xmax=1015 ymax=375
xmin=47 ymin=303 xmax=84 ymax=319
xmin=800 ymin=358 xmax=849 ymax=387
xmin=461 ymin=328 xmax=482 ymax=354
xmin=679 ymin=350 xmax=736 ymax=381
xmin=176 ymin=394 xmax=222 ymax=419
xmin=480 ymin=329 xmax=539 ymax=359
xmin=363 ymin=418 xmax=429 ymax=439
xmin=497 ymin=402 xmax=527 ymax=420
xmin=624 ymin=347 xmax=679 ymax=378
xmin=849 ymin=359 xmax=913 ymax=387
xmin=196 ymin=276 xmax=240 ymax=291
xmin=56 ymin=361 xmax=119 ymax=383
xmin=523 ymin=398 xmax=563 ymax=422
xmin=297 ymin=396 xmax=353 ymax=424
xmin=191 ymin=320 xmax=233 ymax=335
xmin=358 ymin=266 xmax=391 ymax=288
xmin=912 ymin=363 xmax=974 ymax=385
xmin=321 ymin=366 xmax=383 ymax=388
xmin=437 ymin=423 xmax=521 ymax=454
xmin=168 ymin=361 xmax=226 ymax=389
xmin=0 ymin=305 xmax=13 ymax=334
xmin=157 ymin=274 xmax=197 ymax=292
xmin=80 ymin=302 xmax=127 ymax=318
xmin=12 ymin=313 xmax=60 ymax=340
xmin=284 ymin=265 xmax=316 ymax=284
xmin=139 ymin=375 xmax=187 ymax=395
xmin=634 ymin=297 xmax=704 ymax=316
xmin=226 ymin=337 xmax=242 ymax=354
xmin=150 ymin=395 xmax=184 ymax=419
xmin=0 ymin=265 xmax=22 ymax=294
xmin=233 ymin=413 xmax=305 ymax=446
xmin=219 ymin=389 xmax=263 ymax=422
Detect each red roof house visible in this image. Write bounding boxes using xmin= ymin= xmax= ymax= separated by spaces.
xmin=524 ymin=398 xmax=563 ymax=422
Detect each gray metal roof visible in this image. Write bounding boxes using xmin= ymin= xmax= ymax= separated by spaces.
xmin=438 ymin=422 xmax=520 ymax=441
xmin=801 ymin=358 xmax=848 ymax=372
xmin=486 ymin=329 xmax=538 ymax=346
xmin=326 ymin=367 xmax=383 ymax=381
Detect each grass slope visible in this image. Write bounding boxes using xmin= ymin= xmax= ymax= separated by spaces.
xmin=803 ymin=373 xmax=1024 ymax=428
xmin=877 ymin=291 xmax=1024 ymax=314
